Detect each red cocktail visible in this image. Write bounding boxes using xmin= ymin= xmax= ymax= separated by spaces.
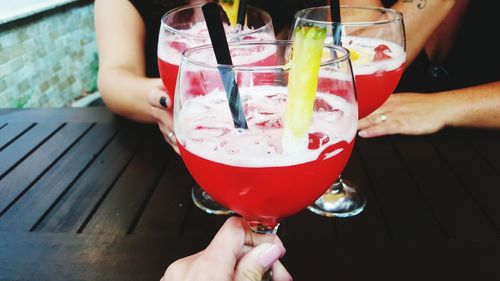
xmin=174 ymin=41 xmax=357 ymax=232
xmin=158 ymin=3 xmax=274 ymax=215
xmin=158 ymin=4 xmax=275 ymax=105
xmin=342 ymin=36 xmax=405 ymax=118
xmin=293 ymin=5 xmax=406 ymax=217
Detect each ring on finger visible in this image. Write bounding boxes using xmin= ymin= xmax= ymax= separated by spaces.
xmin=167 ymin=131 xmax=176 ymax=144
xmin=379 ymin=113 xmax=388 ymax=122
xmin=368 ymin=113 xmax=388 ymax=125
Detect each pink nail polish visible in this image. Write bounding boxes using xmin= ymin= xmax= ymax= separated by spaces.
xmin=258 ymin=244 xmax=282 ymax=269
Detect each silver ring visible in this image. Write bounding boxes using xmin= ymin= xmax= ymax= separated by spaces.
xmin=368 ymin=113 xmax=388 ymax=125
xmin=379 ymin=113 xmax=388 ymax=122
xmin=167 ymin=131 xmax=176 ymax=144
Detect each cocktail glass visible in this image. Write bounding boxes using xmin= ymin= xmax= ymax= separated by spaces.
xmin=293 ymin=6 xmax=406 ymax=217
xmin=158 ymin=3 xmax=274 ymax=214
xmin=174 ymin=40 xmax=358 ymax=234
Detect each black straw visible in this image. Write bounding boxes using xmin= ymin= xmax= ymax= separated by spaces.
xmin=202 ymin=2 xmax=248 ymax=129
xmin=330 ymin=0 xmax=342 ymax=46
xmin=237 ymin=0 xmax=247 ymax=27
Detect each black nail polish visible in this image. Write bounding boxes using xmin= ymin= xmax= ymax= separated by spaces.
xmin=159 ymin=96 xmax=167 ymax=108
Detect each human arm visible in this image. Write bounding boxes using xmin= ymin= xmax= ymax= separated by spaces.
xmin=358 ymin=81 xmax=500 ymax=137
xmin=161 ymin=217 xmax=291 ymax=281
xmin=95 ymin=0 xmax=167 ymax=123
xmin=341 ymin=0 xmax=456 ymax=65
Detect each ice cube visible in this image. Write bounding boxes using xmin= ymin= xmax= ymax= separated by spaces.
xmin=255 ymin=117 xmax=282 ymax=128
xmin=314 ymin=97 xmax=334 ymax=112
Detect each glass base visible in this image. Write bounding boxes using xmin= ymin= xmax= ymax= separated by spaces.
xmin=247 ymin=221 xmax=280 ymax=235
xmin=307 ymin=178 xmax=366 ymax=218
xmin=191 ymin=186 xmax=233 ymax=215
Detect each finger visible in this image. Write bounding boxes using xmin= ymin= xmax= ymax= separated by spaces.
xmin=246 ymin=231 xmax=284 ymax=247
xmin=358 ymin=111 xmax=390 ymax=130
xmin=358 ymin=116 xmax=374 ymax=130
xmin=234 ymin=243 xmax=284 ymax=281
xmin=240 ymin=221 xmax=284 ymax=252
xmin=271 ymin=260 xmax=293 ymax=281
xmin=151 ymin=107 xmax=179 ymax=153
xmin=205 ymin=217 xmax=248 ymax=263
xmin=148 ymin=87 xmax=171 ymax=109
xmin=358 ymin=120 xmax=403 ymax=138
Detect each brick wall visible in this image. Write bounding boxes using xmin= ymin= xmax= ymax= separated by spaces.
xmin=0 ymin=2 xmax=97 ymax=108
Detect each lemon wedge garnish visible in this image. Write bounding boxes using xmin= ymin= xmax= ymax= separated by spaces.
xmin=347 ymin=48 xmax=370 ymax=65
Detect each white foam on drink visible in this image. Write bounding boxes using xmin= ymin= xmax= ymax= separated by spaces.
xmin=326 ymin=36 xmax=406 ymax=75
xmin=189 ymin=43 xmax=277 ymax=67
xmin=176 ymin=85 xmax=357 ymax=167
xmin=158 ymin=21 xmax=274 ymax=66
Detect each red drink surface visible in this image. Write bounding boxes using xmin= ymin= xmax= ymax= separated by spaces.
xmin=355 ymin=63 xmax=404 ymax=118
xmin=179 ymin=139 xmax=354 ymax=226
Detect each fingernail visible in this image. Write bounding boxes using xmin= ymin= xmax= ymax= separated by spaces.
xmin=358 ymin=130 xmax=367 ymax=138
xmin=159 ymin=96 xmax=168 ymax=108
xmin=259 ymin=244 xmax=282 ymax=269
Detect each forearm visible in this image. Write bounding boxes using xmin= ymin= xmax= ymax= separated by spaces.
xmin=438 ymin=81 xmax=500 ymax=129
xmin=98 ymin=68 xmax=162 ymax=123
xmin=340 ymin=0 xmax=456 ymax=65
xmin=391 ymin=0 xmax=455 ymax=64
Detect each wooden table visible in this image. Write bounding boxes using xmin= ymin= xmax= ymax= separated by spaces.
xmin=1 ymin=107 xmax=499 ymax=280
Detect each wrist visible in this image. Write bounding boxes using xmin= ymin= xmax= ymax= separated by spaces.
xmin=433 ymin=91 xmax=462 ymax=128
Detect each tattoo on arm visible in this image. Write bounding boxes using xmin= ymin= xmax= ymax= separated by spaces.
xmin=401 ymin=0 xmax=427 ymax=9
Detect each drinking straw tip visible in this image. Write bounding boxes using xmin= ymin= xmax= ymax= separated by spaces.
xmin=237 ymin=0 xmax=247 ymax=27
xmin=202 ymin=2 xmax=248 ymax=129
xmin=329 ymin=0 xmax=342 ymax=46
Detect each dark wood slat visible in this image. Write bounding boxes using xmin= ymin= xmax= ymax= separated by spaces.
xmin=0 ymin=122 xmax=62 ymax=179
xmin=83 ymin=130 xmax=171 ymax=234
xmin=0 ymin=107 xmax=118 ymax=123
xmin=394 ymin=136 xmax=498 ymax=240
xmin=430 ymin=130 xmax=500 ymax=233
xmin=33 ymin=123 xmax=147 ymax=233
xmin=283 ymin=237 xmax=500 ymax=281
xmin=0 ymin=122 xmax=34 ymax=151
xmin=280 ymin=209 xmax=335 ymax=241
xmin=463 ymin=129 xmax=500 ymax=173
xmin=133 ymin=154 xmax=198 ymax=235
xmin=357 ymin=137 xmax=444 ymax=240
xmin=0 ymin=124 xmax=118 ymax=231
xmin=1 ymin=232 xmax=500 ymax=281
xmin=0 ymin=123 xmax=91 ymax=215
xmin=335 ymin=146 xmax=389 ymax=240
xmin=0 ymin=232 xmax=179 ymax=281
xmin=182 ymin=200 xmax=230 ymax=238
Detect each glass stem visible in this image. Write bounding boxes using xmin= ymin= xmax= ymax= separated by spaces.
xmin=246 ymin=223 xmax=280 ymax=281
xmin=248 ymin=222 xmax=280 ymax=235
xmin=330 ymin=175 xmax=345 ymax=193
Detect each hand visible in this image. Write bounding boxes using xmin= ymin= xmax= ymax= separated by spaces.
xmin=147 ymin=86 xmax=179 ymax=154
xmin=161 ymin=217 xmax=292 ymax=281
xmin=358 ymin=93 xmax=451 ymax=138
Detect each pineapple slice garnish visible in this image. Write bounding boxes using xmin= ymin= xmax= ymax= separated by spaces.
xmin=283 ymin=26 xmax=327 ymax=152
xmin=220 ymin=0 xmax=240 ymax=27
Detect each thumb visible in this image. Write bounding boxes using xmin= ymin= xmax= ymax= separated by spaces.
xmin=234 ymin=243 xmax=284 ymax=281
